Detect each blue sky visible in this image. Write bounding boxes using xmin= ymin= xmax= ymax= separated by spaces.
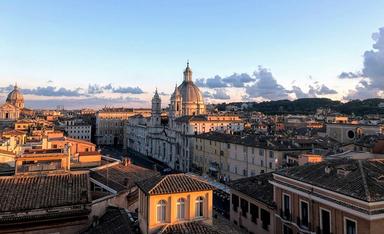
xmin=1 ymin=0 xmax=384 ymax=108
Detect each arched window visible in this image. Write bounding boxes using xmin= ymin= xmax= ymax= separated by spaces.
xmin=176 ymin=198 xmax=186 ymax=220
xmin=195 ymin=196 xmax=204 ymax=218
xmin=156 ymin=200 xmax=167 ymax=223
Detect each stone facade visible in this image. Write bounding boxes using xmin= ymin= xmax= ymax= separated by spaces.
xmin=95 ymin=108 xmax=151 ymax=145
xmin=124 ymin=64 xmax=244 ymax=172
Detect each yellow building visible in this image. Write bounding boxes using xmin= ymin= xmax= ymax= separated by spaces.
xmin=136 ymin=173 xmax=216 ymax=234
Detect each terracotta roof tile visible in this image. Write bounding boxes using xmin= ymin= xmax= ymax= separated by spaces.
xmin=0 ymin=172 xmax=90 ymax=213
xmin=137 ymin=173 xmax=215 ymax=195
xmin=160 ymin=221 xmax=221 ymax=234
xmin=91 ymin=163 xmax=159 ymax=192
xmin=274 ymin=158 xmax=384 ymax=202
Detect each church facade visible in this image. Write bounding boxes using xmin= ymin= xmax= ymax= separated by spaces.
xmin=124 ymin=63 xmax=244 ymax=172
xmin=0 ymin=85 xmax=24 ymax=126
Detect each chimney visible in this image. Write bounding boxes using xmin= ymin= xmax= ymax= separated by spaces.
xmin=122 ymin=157 xmax=131 ymax=166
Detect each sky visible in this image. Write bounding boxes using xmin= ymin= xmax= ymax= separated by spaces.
xmin=1 ymin=0 xmax=384 ymax=109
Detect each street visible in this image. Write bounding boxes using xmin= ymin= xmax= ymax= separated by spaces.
xmin=100 ymin=146 xmax=173 ymax=174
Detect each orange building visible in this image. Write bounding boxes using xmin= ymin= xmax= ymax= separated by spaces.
xmin=137 ymin=173 xmax=216 ymax=234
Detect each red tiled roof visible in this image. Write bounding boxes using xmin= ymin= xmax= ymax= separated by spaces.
xmin=91 ymin=163 xmax=159 ymax=192
xmin=160 ymin=221 xmax=221 ymax=234
xmin=0 ymin=172 xmax=90 ymax=213
xmin=137 ymin=173 xmax=215 ymax=195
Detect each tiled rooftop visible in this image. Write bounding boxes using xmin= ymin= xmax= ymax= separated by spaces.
xmin=229 ymin=173 xmax=275 ymax=207
xmin=0 ymin=172 xmax=90 ymax=213
xmin=160 ymin=221 xmax=221 ymax=234
xmin=274 ymin=158 xmax=384 ymax=202
xmin=83 ymin=206 xmax=132 ymax=234
xmin=91 ymin=162 xmax=159 ymax=192
xmin=137 ymin=173 xmax=216 ymax=195
xmin=194 ymin=132 xmax=310 ymax=151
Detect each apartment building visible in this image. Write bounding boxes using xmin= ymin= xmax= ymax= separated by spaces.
xmin=270 ymin=158 xmax=384 ymax=234
xmin=136 ymin=173 xmax=216 ymax=234
xmin=192 ymin=132 xmax=311 ymax=181
xmin=62 ymin=118 xmax=92 ymax=141
xmin=95 ymin=107 xmax=151 ymax=146
xmin=229 ymin=173 xmax=275 ymax=234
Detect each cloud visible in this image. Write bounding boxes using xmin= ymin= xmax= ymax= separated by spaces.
xmin=87 ymin=83 xmax=144 ymax=94
xmin=196 ymin=76 xmax=227 ymax=88
xmin=25 ymin=96 xmax=146 ymax=109
xmin=88 ymin=84 xmax=105 ymax=94
xmin=316 ymin=85 xmax=338 ymax=95
xmin=196 ymin=73 xmax=255 ymax=88
xmin=290 ymin=84 xmax=337 ymax=99
xmin=338 ymin=71 xmax=364 ymax=79
xmin=21 ymin=86 xmax=83 ymax=97
xmin=245 ymin=66 xmax=289 ymax=100
xmin=158 ymin=92 xmax=168 ymax=96
xmin=291 ymin=86 xmax=311 ymax=98
xmin=0 ymin=85 xmax=13 ymax=93
xmin=222 ymin=73 xmax=255 ymax=87
xmin=112 ymin=86 xmax=144 ymax=94
xmin=204 ymin=89 xmax=231 ymax=100
xmin=343 ymin=27 xmax=384 ymax=99
xmin=212 ymin=89 xmax=230 ymax=100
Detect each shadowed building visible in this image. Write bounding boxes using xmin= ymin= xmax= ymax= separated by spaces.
xmin=0 ymin=172 xmax=91 ymax=234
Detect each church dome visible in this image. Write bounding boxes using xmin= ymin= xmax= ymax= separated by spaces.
xmin=178 ymin=81 xmax=204 ymax=104
xmin=6 ymin=84 xmax=24 ymax=109
xmin=178 ymin=62 xmax=205 ymax=104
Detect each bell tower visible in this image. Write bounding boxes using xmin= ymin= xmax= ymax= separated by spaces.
xmin=151 ymin=89 xmax=162 ymax=126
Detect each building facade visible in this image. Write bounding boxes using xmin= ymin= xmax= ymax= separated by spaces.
xmin=124 ymin=63 xmax=244 ymax=172
xmin=137 ymin=173 xmax=215 ymax=234
xmin=62 ymin=118 xmax=92 ymax=141
xmin=192 ymin=132 xmax=311 ymax=181
xmin=229 ymin=173 xmax=275 ymax=234
xmin=271 ymin=159 xmax=384 ymax=234
xmin=0 ymin=85 xmax=24 ymax=125
xmin=95 ymin=108 xmax=151 ymax=145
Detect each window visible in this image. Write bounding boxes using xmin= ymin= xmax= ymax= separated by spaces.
xmin=344 ymin=218 xmax=357 ymax=234
xmin=240 ymin=198 xmax=248 ymax=217
xmin=259 ymin=149 xmax=264 ymax=156
xmin=156 ymin=200 xmax=167 ymax=223
xmin=250 ymin=203 xmax=259 ymax=223
xmin=269 ymin=162 xmax=272 ymax=169
xmin=269 ymin=150 xmax=274 ymax=158
xmin=260 ymin=208 xmax=270 ymax=230
xmin=282 ymin=194 xmax=291 ymax=220
xmin=320 ymin=208 xmax=331 ymax=234
xmin=232 ymin=194 xmax=239 ymax=212
xmin=283 ymin=224 xmax=293 ymax=234
xmin=300 ymin=200 xmax=309 ymax=228
xmin=176 ymin=198 xmax=185 ymax=220
xmin=195 ymin=196 xmax=204 ymax=218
